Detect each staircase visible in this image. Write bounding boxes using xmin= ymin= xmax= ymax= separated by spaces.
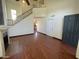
xmin=7 ymin=0 xmax=45 ymax=26
xmin=7 ymin=7 xmax=33 ymax=26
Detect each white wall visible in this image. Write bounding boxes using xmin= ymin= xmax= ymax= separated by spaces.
xmin=8 ymin=14 xmax=34 ymax=36
xmin=46 ymin=0 xmax=79 ymax=39
xmin=36 ymin=0 xmax=79 ymax=39
xmin=36 ymin=18 xmax=47 ymax=34
xmin=33 ymin=8 xmax=47 ymax=17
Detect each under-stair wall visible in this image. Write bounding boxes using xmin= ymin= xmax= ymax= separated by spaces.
xmin=8 ymin=14 xmax=34 ymax=37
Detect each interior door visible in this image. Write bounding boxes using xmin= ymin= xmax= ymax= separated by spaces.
xmin=62 ymin=15 xmax=78 ymax=48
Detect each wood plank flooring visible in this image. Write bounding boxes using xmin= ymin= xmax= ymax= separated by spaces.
xmin=5 ymin=32 xmax=76 ymax=59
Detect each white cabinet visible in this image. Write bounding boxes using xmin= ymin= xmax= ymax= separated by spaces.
xmin=0 ymin=26 xmax=8 ymax=57
xmin=0 ymin=31 xmax=5 ymax=57
xmin=76 ymin=40 xmax=79 ymax=59
xmin=0 ymin=0 xmax=8 ymax=57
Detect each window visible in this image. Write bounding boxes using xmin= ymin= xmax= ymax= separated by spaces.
xmin=11 ymin=9 xmax=17 ymax=20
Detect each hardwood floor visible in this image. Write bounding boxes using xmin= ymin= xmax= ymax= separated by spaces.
xmin=5 ymin=32 xmax=76 ymax=59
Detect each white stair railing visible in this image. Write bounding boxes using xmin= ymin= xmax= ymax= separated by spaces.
xmin=7 ymin=8 xmax=33 ymax=26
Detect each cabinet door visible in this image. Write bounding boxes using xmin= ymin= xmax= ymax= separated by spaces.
xmin=0 ymin=0 xmax=4 ymax=25
xmin=62 ymin=15 xmax=77 ymax=48
xmin=3 ymin=32 xmax=9 ymax=50
xmin=73 ymin=15 xmax=79 ymax=47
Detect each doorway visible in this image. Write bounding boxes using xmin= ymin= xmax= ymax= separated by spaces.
xmin=34 ymin=18 xmax=37 ymax=33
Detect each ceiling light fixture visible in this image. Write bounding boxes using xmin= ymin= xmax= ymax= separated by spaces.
xmin=22 ymin=0 xmax=26 ymax=3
